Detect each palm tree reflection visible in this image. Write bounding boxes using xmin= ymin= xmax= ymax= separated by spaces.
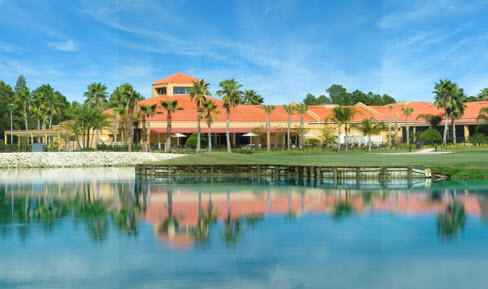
xmin=437 ymin=191 xmax=466 ymax=240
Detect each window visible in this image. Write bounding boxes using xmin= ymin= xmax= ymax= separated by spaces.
xmin=156 ymin=87 xmax=167 ymax=95
xmin=173 ymin=87 xmax=192 ymax=95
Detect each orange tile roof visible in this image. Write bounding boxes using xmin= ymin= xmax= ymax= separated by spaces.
xmin=126 ymin=95 xmax=316 ymax=122
xmin=152 ymin=72 xmax=200 ymax=85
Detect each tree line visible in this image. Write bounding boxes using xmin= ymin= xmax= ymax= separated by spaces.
xmin=303 ymin=84 xmax=396 ymax=106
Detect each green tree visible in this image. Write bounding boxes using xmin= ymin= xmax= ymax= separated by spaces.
xmin=477 ymin=88 xmax=488 ymax=101
xmin=262 ymin=105 xmax=276 ymax=152
xmin=295 ymin=104 xmax=308 ymax=150
xmin=416 ymin=114 xmax=442 ymax=128
xmin=0 ymin=81 xmax=16 ymax=141
xmin=303 ymin=93 xmax=318 ymax=105
xmin=449 ymin=86 xmax=467 ymax=144
xmin=401 ymin=106 xmax=414 ymax=146
xmin=139 ymin=104 xmax=157 ymax=152
xmin=111 ymin=84 xmax=143 ymax=152
xmin=326 ymin=106 xmax=355 ymax=152
xmin=420 ymin=128 xmax=442 ymax=144
xmin=160 ymin=100 xmax=178 ymax=153
xmin=84 ymin=82 xmax=108 ymax=148
xmin=434 ymin=79 xmax=455 ymax=147
xmin=201 ymin=100 xmax=220 ymax=152
xmin=243 ymin=90 xmax=263 ymax=105
xmin=283 ymin=104 xmax=296 ymax=150
xmin=15 ymin=87 xmax=31 ymax=130
xmin=189 ymin=79 xmax=210 ymax=153
xmin=353 ymin=117 xmax=385 ymax=151
xmin=217 ymin=79 xmax=243 ymax=153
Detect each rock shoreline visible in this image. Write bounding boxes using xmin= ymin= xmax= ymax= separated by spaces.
xmin=0 ymin=152 xmax=184 ymax=168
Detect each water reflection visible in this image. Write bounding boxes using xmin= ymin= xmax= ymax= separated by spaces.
xmin=1 ymin=171 xmax=488 ymax=247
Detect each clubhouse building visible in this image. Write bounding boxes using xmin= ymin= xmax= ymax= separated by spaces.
xmin=4 ymin=72 xmax=488 ymax=149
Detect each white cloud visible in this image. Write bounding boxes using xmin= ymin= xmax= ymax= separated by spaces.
xmin=0 ymin=41 xmax=17 ymax=52
xmin=48 ymin=40 xmax=82 ymax=52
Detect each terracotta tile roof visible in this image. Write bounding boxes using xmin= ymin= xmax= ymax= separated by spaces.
xmin=307 ymin=105 xmax=375 ymax=122
xmin=152 ymin=72 xmax=200 ymax=85
xmin=125 ymin=95 xmax=316 ymax=122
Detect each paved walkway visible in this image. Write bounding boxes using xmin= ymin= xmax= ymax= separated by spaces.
xmin=375 ymin=148 xmax=453 ymax=155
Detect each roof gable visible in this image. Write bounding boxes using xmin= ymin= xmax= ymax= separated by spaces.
xmin=152 ymin=72 xmax=200 ymax=85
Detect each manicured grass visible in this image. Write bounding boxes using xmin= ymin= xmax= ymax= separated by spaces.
xmin=155 ymin=150 xmax=488 ymax=180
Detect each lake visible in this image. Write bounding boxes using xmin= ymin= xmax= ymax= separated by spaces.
xmin=1 ymin=168 xmax=488 ymax=289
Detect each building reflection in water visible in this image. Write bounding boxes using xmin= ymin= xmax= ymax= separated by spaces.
xmin=1 ymin=174 xmax=487 ymax=248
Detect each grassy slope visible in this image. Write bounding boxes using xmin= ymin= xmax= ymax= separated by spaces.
xmin=155 ymin=151 xmax=488 ymax=179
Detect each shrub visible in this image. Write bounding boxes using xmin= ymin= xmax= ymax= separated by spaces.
xmin=470 ymin=133 xmax=487 ymax=145
xmin=420 ymin=128 xmax=442 ymax=144
xmin=186 ymin=133 xmax=208 ymax=149
xmin=307 ymin=138 xmax=321 ymax=145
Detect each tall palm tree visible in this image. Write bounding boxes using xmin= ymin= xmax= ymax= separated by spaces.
xmin=401 ymin=106 xmax=414 ymax=145
xmin=139 ymin=104 xmax=157 ymax=152
xmin=477 ymin=107 xmax=488 ymax=123
xmin=387 ymin=105 xmax=393 ymax=149
xmin=119 ymin=84 xmax=143 ymax=152
xmin=217 ymin=79 xmax=243 ymax=153
xmin=161 ymin=100 xmax=178 ymax=153
xmin=353 ymin=117 xmax=386 ymax=151
xmin=189 ymin=79 xmax=210 ymax=153
xmin=283 ymin=104 xmax=296 ymax=150
xmin=201 ymin=100 xmax=220 ymax=152
xmin=326 ymin=106 xmax=355 ymax=152
xmin=394 ymin=113 xmax=399 ymax=144
xmin=434 ymin=79 xmax=455 ymax=147
xmin=295 ymin=104 xmax=308 ymax=150
xmin=243 ymin=90 xmax=264 ymax=105
xmin=84 ymin=82 xmax=108 ymax=148
xmin=449 ymin=87 xmax=466 ymax=144
xmin=15 ymin=87 xmax=30 ymax=130
xmin=478 ymin=88 xmax=488 ymax=101
xmin=262 ymin=105 xmax=276 ymax=152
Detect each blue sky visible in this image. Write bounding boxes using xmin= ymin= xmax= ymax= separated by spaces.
xmin=1 ymin=0 xmax=488 ymax=104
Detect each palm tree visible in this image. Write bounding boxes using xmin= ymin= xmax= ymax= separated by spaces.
xmin=243 ymin=90 xmax=264 ymax=105
xmin=217 ymin=79 xmax=243 ymax=153
xmin=119 ymin=84 xmax=143 ymax=152
xmin=478 ymin=88 xmax=488 ymax=101
xmin=434 ymin=79 xmax=455 ymax=147
xmin=401 ymin=106 xmax=414 ymax=145
xmin=387 ymin=105 xmax=393 ymax=149
xmin=161 ymin=100 xmax=178 ymax=153
xmin=84 ymin=82 xmax=108 ymax=109
xmin=189 ymin=79 xmax=210 ymax=153
xmin=283 ymin=104 xmax=296 ymax=150
xmin=139 ymin=104 xmax=157 ymax=152
xmin=394 ymin=113 xmax=399 ymax=144
xmin=295 ymin=104 xmax=308 ymax=150
xmin=416 ymin=114 xmax=442 ymax=128
xmin=15 ymin=87 xmax=30 ymax=130
xmin=262 ymin=105 xmax=276 ymax=152
xmin=84 ymin=83 xmax=108 ymax=148
xmin=449 ymin=87 xmax=467 ymax=144
xmin=353 ymin=117 xmax=385 ymax=151
xmin=201 ymin=100 xmax=220 ymax=152
xmin=326 ymin=106 xmax=355 ymax=152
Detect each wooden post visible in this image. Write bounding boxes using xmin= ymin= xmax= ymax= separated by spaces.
xmin=31 ymin=133 xmax=34 ymax=144
xmin=464 ymin=125 xmax=470 ymax=142
xmin=4 ymin=134 xmax=7 ymax=145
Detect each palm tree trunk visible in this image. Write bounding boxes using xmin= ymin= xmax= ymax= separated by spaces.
xmin=24 ymin=106 xmax=28 ymax=130
xmin=141 ymin=114 xmax=147 ymax=152
xmin=49 ymin=111 xmax=53 ymax=129
xmin=165 ymin=113 xmax=172 ymax=153
xmin=208 ymin=125 xmax=212 ymax=152
xmin=337 ymin=125 xmax=341 ymax=152
xmin=226 ymin=108 xmax=231 ymax=153
xmin=287 ymin=115 xmax=291 ymax=150
xmin=196 ymin=110 xmax=201 ymax=153
xmin=266 ymin=115 xmax=271 ymax=152
xmin=147 ymin=119 xmax=151 ymax=151
xmin=113 ymin=117 xmax=118 ymax=145
xmin=395 ymin=120 xmax=398 ymax=144
xmin=368 ymin=134 xmax=372 ymax=151
xmin=120 ymin=121 xmax=125 ymax=145
xmin=345 ymin=124 xmax=349 ymax=152
xmin=452 ymin=119 xmax=456 ymax=144
xmin=300 ymin=115 xmax=304 ymax=150
xmin=95 ymin=129 xmax=100 ymax=149
xmin=388 ymin=112 xmax=391 ymax=149
xmin=443 ymin=111 xmax=448 ymax=147
xmin=406 ymin=117 xmax=410 ymax=146
xmin=128 ymin=106 xmax=134 ymax=152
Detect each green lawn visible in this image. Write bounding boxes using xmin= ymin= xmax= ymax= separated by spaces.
xmin=155 ymin=150 xmax=488 ymax=179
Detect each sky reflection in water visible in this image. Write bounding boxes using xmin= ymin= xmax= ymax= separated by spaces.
xmin=1 ymin=168 xmax=488 ymax=289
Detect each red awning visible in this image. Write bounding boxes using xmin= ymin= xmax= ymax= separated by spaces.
xmin=151 ymin=127 xmax=295 ymax=134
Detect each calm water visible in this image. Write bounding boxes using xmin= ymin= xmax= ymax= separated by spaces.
xmin=1 ymin=168 xmax=488 ymax=289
